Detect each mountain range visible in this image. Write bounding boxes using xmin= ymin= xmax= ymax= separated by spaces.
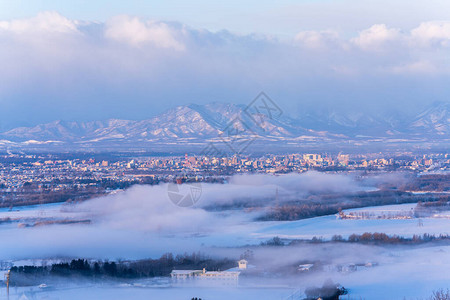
xmin=0 ymin=102 xmax=448 ymax=151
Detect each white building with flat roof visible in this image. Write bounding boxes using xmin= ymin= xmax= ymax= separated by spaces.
xmin=171 ymin=268 xmax=240 ymax=285
xmin=171 ymin=262 xmax=244 ymax=285
xmin=170 ymin=269 xmax=203 ymax=280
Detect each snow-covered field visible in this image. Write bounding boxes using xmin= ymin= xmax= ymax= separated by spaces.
xmin=255 ymin=203 xmax=450 ymax=240
xmin=0 ymin=198 xmax=449 ymax=299
xmin=0 ymin=285 xmax=297 ymax=300
xmin=2 ymin=202 xmax=449 ymax=255
xmin=1 ymin=244 xmax=450 ymax=300
xmin=0 ymin=201 xmax=449 ymax=258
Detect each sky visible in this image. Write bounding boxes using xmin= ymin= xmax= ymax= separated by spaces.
xmin=1 ymin=0 xmax=450 ymax=129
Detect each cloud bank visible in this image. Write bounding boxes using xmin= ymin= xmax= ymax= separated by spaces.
xmin=74 ymin=171 xmax=364 ymax=231
xmin=1 ymin=12 xmax=450 ymax=129
xmin=0 ymin=172 xmax=376 ymax=259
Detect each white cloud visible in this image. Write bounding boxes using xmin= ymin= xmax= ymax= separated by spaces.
xmin=391 ymin=60 xmax=438 ymax=74
xmin=104 ymin=15 xmax=185 ymax=50
xmin=294 ymin=30 xmax=340 ymax=49
xmin=72 ymin=172 xmax=366 ymax=233
xmin=77 ymin=185 xmax=216 ymax=232
xmin=411 ymin=21 xmax=450 ymax=46
xmin=351 ymin=24 xmax=401 ymax=50
xmin=0 ymin=12 xmax=450 ymax=127
xmin=0 ymin=11 xmax=78 ymax=34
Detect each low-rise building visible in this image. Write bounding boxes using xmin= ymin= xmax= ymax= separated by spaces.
xmin=170 ymin=260 xmax=247 ymax=285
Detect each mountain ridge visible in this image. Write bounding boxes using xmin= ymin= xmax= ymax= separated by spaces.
xmin=1 ymin=102 xmax=448 ymax=146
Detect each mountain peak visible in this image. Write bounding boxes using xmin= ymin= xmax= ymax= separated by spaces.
xmin=0 ymin=102 xmax=448 ymax=145
xmin=411 ymin=101 xmax=450 ymax=135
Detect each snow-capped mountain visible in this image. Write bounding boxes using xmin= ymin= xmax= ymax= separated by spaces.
xmin=0 ymin=103 xmax=310 ymax=142
xmin=295 ymin=108 xmax=410 ymax=137
xmin=0 ymin=102 xmax=448 ymax=148
xmin=409 ymin=102 xmax=450 ymax=136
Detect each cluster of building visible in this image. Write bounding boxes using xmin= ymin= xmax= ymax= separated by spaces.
xmin=137 ymin=152 xmax=448 ymax=173
xmin=338 ymin=209 xmax=415 ymax=220
xmin=0 ymin=152 xmax=448 ymax=201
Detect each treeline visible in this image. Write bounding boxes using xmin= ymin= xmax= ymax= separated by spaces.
xmin=286 ymin=233 xmax=450 ymax=246
xmin=261 ymin=190 xmax=450 ymax=221
xmin=399 ymin=174 xmax=450 ymax=192
xmin=426 ymin=289 xmax=450 ymax=300
xmin=0 ymin=187 xmax=106 ymax=208
xmin=9 ymin=253 xmax=236 ymax=285
xmin=259 ymin=233 xmax=450 ymax=248
xmin=0 ymin=177 xmax=157 ymax=208
xmin=343 ymin=232 xmax=450 ymax=244
xmin=414 ymin=199 xmax=450 ymax=217
xmin=304 ymin=280 xmax=348 ymax=300
xmin=10 ymin=259 xmax=134 ymax=279
xmin=126 ymin=252 xmax=235 ymax=277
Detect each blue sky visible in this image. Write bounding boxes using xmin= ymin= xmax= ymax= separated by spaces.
xmin=2 ymin=0 xmax=450 ymax=35
xmin=0 ymin=1 xmax=450 ymax=129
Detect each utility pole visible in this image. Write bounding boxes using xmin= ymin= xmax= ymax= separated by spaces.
xmin=5 ymin=269 xmax=10 ymax=297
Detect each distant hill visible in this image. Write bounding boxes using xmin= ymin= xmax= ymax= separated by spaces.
xmin=0 ymin=102 xmax=448 ymax=151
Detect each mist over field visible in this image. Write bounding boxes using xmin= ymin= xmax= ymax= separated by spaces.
xmin=0 ymin=171 xmax=430 ymax=259
xmin=54 ymin=171 xmax=389 ymax=233
xmin=0 ymin=171 xmax=396 ymax=259
xmin=0 ymin=170 xmax=448 ymax=299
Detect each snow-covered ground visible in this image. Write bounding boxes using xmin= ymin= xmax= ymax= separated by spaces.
xmin=255 ymin=203 xmax=450 ymax=240
xmin=340 ymin=245 xmax=450 ymax=299
xmin=0 ymin=201 xmax=449 ymax=299
xmin=1 ymin=244 xmax=449 ymax=300
xmin=0 ymin=202 xmax=85 ymax=221
xmin=0 ymin=202 xmax=449 ymax=257
xmin=0 ymin=285 xmax=296 ymax=300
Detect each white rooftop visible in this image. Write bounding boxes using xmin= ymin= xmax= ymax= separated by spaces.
xmin=170 ymin=270 xmax=201 ymax=275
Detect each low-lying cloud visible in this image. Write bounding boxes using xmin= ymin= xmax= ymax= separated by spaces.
xmin=1 ymin=12 xmax=450 ymax=129
xmin=73 ymin=172 xmax=363 ymax=231
xmin=0 ymin=171 xmax=382 ymax=260
xmin=1 ymin=171 xmax=449 ymax=299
